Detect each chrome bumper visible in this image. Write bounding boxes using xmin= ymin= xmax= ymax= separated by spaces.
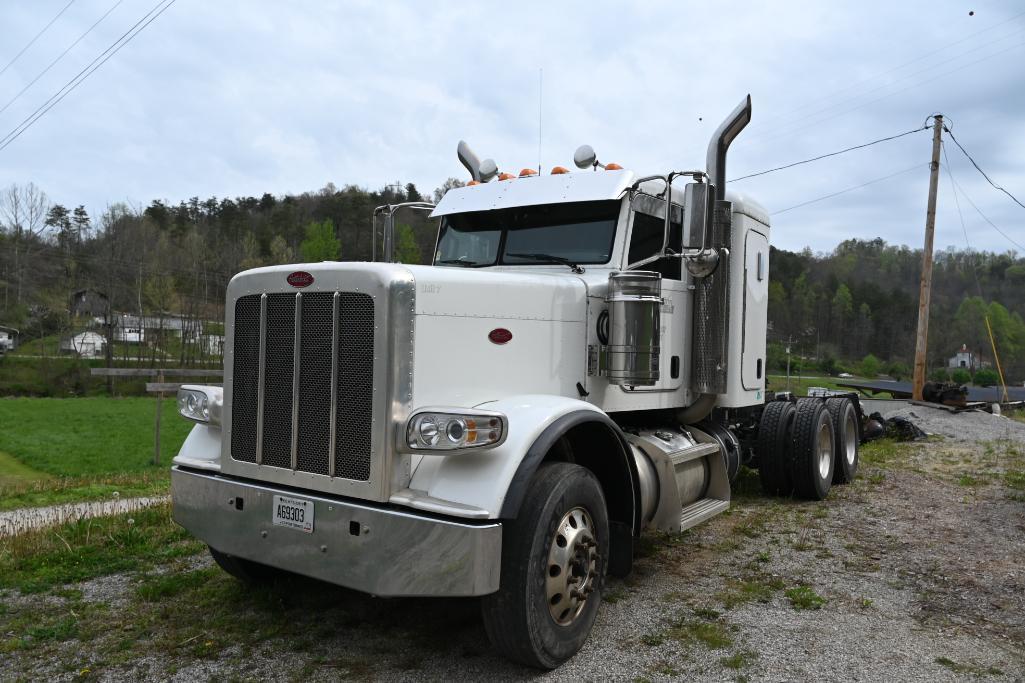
xmin=171 ymin=467 xmax=501 ymax=597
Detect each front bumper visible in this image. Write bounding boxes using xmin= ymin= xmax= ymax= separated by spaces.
xmin=171 ymin=467 xmax=502 ymax=597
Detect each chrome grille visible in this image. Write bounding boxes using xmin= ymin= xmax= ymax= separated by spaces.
xmin=229 ymin=291 xmax=375 ymax=481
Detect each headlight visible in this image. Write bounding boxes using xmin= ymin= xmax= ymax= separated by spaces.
xmin=405 ymin=408 xmax=506 ymax=452
xmin=176 ymin=385 xmax=223 ymax=426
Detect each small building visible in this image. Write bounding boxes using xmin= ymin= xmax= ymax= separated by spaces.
xmin=0 ymin=326 xmax=18 ymax=354
xmin=61 ymin=331 xmax=107 ymax=358
xmin=200 ymin=334 xmax=225 ymax=356
xmin=69 ymin=289 xmax=110 ymax=318
xmin=947 ymin=344 xmax=988 ymax=372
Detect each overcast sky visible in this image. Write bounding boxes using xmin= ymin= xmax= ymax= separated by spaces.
xmin=1 ymin=0 xmax=1022 ymax=254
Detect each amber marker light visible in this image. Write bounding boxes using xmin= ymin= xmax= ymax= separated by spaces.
xmin=519 ymin=168 xmax=538 ymax=177
xmin=498 ymin=172 xmax=516 ymax=181
xmin=551 ymin=166 xmax=569 ymax=174
xmin=605 ymin=162 xmax=623 ymax=170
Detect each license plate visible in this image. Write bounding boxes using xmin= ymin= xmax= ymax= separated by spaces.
xmin=272 ymin=495 xmax=314 ymax=533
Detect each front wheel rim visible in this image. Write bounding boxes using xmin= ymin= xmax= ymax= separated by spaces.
xmin=546 ymin=506 xmax=598 ymax=626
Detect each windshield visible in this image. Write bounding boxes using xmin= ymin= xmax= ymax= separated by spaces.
xmin=434 ymin=200 xmax=620 ymax=268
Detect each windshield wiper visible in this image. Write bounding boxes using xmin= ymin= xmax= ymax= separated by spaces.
xmin=506 ymin=252 xmax=584 ymax=274
xmin=435 ymin=258 xmax=484 ymax=268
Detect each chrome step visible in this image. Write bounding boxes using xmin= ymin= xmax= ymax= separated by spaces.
xmin=679 ymin=498 xmax=729 ymax=531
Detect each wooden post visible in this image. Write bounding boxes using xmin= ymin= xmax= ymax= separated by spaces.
xmin=912 ymin=115 xmax=944 ymax=401
xmin=154 ymin=368 xmax=164 ymax=466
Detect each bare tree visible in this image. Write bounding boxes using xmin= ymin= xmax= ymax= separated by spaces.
xmin=0 ymin=183 xmax=51 ymax=305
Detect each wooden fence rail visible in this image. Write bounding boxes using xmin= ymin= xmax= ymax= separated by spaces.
xmin=90 ymin=367 xmax=223 ymax=465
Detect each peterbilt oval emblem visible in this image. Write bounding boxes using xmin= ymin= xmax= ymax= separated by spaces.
xmin=489 ymin=328 xmax=513 ymax=345
xmin=287 ymin=271 xmax=314 ymax=288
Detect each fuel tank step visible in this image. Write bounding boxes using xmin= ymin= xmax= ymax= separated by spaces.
xmin=679 ymin=498 xmax=730 ymax=531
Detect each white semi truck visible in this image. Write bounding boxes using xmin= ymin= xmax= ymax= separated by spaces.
xmin=171 ymin=96 xmax=862 ymax=668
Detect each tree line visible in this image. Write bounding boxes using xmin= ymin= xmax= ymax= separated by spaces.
xmin=1 ymin=180 xmax=1023 ymax=381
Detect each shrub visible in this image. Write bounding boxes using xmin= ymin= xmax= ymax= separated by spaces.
xmin=929 ymin=368 xmax=950 ymax=382
xmin=886 ymin=361 xmax=910 ymax=381
xmin=858 ymin=354 xmax=881 ymax=379
xmin=951 ymin=368 xmax=971 ymax=385
xmin=973 ymin=368 xmax=1000 ymax=386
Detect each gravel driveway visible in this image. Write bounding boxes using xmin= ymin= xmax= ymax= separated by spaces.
xmin=2 ymin=404 xmax=1024 ymax=681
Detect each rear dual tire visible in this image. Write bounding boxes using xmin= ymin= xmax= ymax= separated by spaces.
xmin=758 ymin=398 xmax=847 ymax=500
xmin=826 ymin=397 xmax=860 ymax=484
xmin=791 ymin=400 xmax=835 ymax=500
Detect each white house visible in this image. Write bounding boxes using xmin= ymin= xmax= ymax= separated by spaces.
xmin=947 ymin=344 xmax=986 ymax=371
xmin=61 ymin=331 xmax=107 ymax=358
xmin=0 ymin=326 xmax=17 ymax=353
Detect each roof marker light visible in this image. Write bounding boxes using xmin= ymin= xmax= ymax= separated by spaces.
xmin=605 ymin=162 xmax=623 ymax=170
xmin=467 ymin=180 xmax=481 ymax=186
xmin=498 ymin=172 xmax=516 ymax=181
xmin=551 ymin=166 xmax=569 ymax=175
xmin=519 ymin=168 xmax=537 ymax=177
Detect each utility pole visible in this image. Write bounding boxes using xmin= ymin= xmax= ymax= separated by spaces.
xmin=912 ymin=115 xmax=944 ymax=401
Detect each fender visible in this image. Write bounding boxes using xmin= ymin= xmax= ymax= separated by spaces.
xmin=172 ymin=424 xmax=222 ymax=472
xmin=406 ymin=395 xmax=639 ymax=531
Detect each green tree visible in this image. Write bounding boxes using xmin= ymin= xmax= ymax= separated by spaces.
xmin=929 ymin=367 xmax=950 ymax=382
xmin=859 ymin=353 xmax=881 ymax=379
xmin=885 ymin=360 xmax=910 ymax=381
xmin=269 ymin=235 xmax=294 ymax=264
xmin=393 ymin=223 xmax=422 ymax=264
xmin=300 ymin=219 xmax=340 ymax=262
xmin=951 ymin=368 xmax=971 ymax=385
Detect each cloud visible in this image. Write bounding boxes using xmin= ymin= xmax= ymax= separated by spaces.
xmin=0 ymin=0 xmax=1021 ymax=253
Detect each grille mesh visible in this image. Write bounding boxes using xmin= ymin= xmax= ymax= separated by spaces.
xmin=335 ymin=294 xmax=375 ymax=480
xmin=296 ymin=293 xmax=333 ymax=475
xmin=261 ymin=294 xmax=296 ymax=469
xmin=230 ymin=296 xmax=260 ymax=463
xmin=229 ymin=290 xmax=376 ymax=482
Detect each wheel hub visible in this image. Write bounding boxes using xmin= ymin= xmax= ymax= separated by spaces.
xmin=817 ymin=420 xmax=833 ymax=479
xmin=546 ymin=506 xmax=598 ymax=626
xmin=843 ymin=412 xmax=857 ymax=466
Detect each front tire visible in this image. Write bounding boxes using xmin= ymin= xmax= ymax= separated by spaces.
xmin=481 ymin=462 xmax=609 ymax=669
xmin=209 ymin=546 xmax=284 ymax=584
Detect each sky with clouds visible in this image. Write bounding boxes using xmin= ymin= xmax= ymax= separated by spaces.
xmin=0 ymin=0 xmax=1022 ymax=254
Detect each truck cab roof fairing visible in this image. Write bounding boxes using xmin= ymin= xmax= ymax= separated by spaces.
xmin=431 ymin=169 xmax=637 ymax=218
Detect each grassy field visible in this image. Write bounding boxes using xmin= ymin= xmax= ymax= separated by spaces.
xmin=0 ymin=397 xmax=191 ymax=510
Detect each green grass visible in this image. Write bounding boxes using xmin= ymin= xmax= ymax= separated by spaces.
xmin=720 ymin=650 xmax=758 ymax=670
xmin=765 ymin=375 xmax=849 ymax=396
xmin=934 ymin=656 xmax=1003 ymax=676
xmin=0 ymin=450 xmax=50 ymax=488
xmin=0 ymin=503 xmax=203 ymax=594
xmin=0 ymin=397 xmax=191 ymax=478
xmin=785 ymin=585 xmax=826 ymax=610
xmin=0 ymin=470 xmax=171 ymax=511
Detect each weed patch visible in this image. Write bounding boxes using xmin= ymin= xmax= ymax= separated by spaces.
xmin=785 ymin=585 xmax=826 ymax=610
xmin=935 ymin=656 xmax=1002 ymax=676
xmin=720 ymin=650 xmax=758 ymax=670
xmin=0 ymin=503 xmax=203 ymax=593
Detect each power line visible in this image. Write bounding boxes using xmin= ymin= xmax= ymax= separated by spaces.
xmin=755 ymin=9 xmax=1025 ymax=131
xmin=754 ymin=23 xmax=1025 ymax=140
xmin=0 ymin=0 xmax=125 ymax=117
xmin=944 ymin=126 xmax=1025 ymax=211
xmin=729 ymin=125 xmax=927 ymax=182
xmin=0 ymin=0 xmax=77 ymax=77
xmin=771 ymin=164 xmax=924 ymax=216
xmin=945 ymin=163 xmax=1025 ymax=253
xmin=751 ymin=38 xmax=1025 ymax=145
xmin=0 ymin=0 xmax=177 ymax=152
xmin=941 ymin=141 xmax=986 ymax=300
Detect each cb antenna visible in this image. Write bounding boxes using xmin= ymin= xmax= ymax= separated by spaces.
xmin=537 ymin=67 xmax=543 ymax=174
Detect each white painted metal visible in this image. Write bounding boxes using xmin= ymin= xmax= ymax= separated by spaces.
xmin=430 ymin=169 xmax=636 ymax=217
xmin=717 ymin=211 xmax=771 ymax=408
xmin=407 ymin=395 xmax=606 ymax=517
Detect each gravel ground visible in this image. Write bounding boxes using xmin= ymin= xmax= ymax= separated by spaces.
xmin=861 ymin=399 xmax=1025 ymax=444
xmin=2 ymin=403 xmax=1024 ymax=681
xmin=0 ymin=495 xmax=169 ymax=539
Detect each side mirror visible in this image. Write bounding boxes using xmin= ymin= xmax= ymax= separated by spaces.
xmin=682 ymin=183 xmax=711 ymax=249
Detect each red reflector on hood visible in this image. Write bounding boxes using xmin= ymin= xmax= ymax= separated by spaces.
xmin=489 ymin=328 xmax=512 ymax=345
